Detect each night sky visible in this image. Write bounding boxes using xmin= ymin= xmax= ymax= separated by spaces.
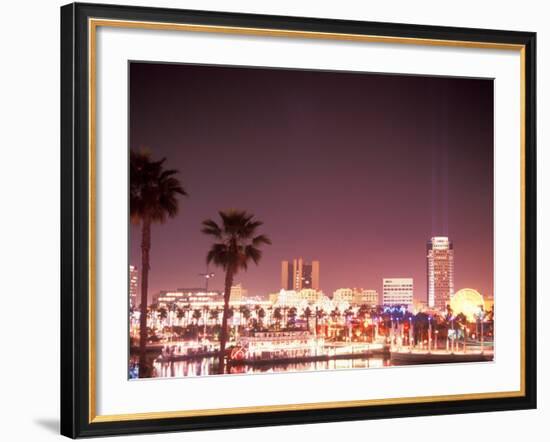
xmin=129 ymin=62 xmax=494 ymax=303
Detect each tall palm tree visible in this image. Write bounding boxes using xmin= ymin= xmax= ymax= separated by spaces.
xmin=130 ymin=149 xmax=187 ymax=377
xmin=201 ymin=209 xmax=271 ymax=374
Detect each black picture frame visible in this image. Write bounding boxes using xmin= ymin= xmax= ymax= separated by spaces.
xmin=61 ymin=2 xmax=537 ymax=438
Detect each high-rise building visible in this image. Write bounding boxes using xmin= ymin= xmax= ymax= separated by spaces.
xmin=382 ymin=278 xmax=413 ymax=306
xmin=427 ymin=236 xmax=454 ymax=311
xmin=281 ymin=258 xmax=320 ymax=290
xmin=129 ymin=265 xmax=138 ymax=309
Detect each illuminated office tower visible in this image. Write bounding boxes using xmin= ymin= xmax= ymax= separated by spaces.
xmin=427 ymin=236 xmax=454 ymax=311
xmin=281 ymin=258 xmax=320 ymax=290
xmin=382 ymin=278 xmax=414 ymax=307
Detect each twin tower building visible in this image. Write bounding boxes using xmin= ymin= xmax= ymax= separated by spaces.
xmin=280 ymin=258 xmax=320 ymax=291
xmin=280 ymin=236 xmax=454 ymax=312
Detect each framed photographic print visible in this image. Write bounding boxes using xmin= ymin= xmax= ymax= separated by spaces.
xmin=60 ymin=2 xmax=537 ymax=438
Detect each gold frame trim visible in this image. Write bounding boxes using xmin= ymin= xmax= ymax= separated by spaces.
xmin=88 ymin=18 xmax=527 ymax=424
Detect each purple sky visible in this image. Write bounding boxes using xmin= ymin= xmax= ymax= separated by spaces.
xmin=129 ymin=62 xmax=494 ymax=302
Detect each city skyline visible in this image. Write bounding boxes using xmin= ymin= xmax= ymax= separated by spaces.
xmin=129 ymin=62 xmax=494 ymax=302
xmin=134 ymin=234 xmax=490 ymax=304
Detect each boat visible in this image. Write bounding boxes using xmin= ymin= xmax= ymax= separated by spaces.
xmin=230 ymin=329 xmax=323 ymax=362
xmin=390 ymin=350 xmax=494 ymax=365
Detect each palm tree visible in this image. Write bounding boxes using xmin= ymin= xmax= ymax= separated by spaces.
xmin=242 ymin=307 xmax=252 ymax=329
xmin=176 ymin=307 xmax=185 ymax=326
xmin=183 ymin=303 xmax=192 ymax=327
xmin=273 ymin=307 xmax=283 ymax=329
xmin=344 ymin=307 xmax=354 ymax=340
xmin=414 ymin=312 xmax=430 ymax=346
xmin=455 ymin=312 xmax=468 ymax=352
xmin=190 ymin=309 xmax=201 ymax=340
xmin=191 ymin=308 xmax=201 ymax=324
xmin=131 ymin=149 xmax=187 ymax=378
xmin=252 ymin=304 xmax=261 ymax=330
xmin=239 ymin=305 xmax=250 ymax=330
xmin=202 ymin=305 xmax=210 ymax=336
xmin=258 ymin=307 xmax=266 ymax=329
xmin=283 ymin=306 xmax=290 ymax=328
xmin=357 ymin=304 xmax=369 ymax=321
xmin=315 ymin=308 xmax=327 ymax=337
xmin=287 ymin=307 xmax=298 ymax=328
xmin=302 ymin=306 xmax=313 ymax=331
xmin=201 ymin=209 xmax=271 ymax=374
xmin=209 ymin=307 xmax=220 ymax=325
xmin=158 ymin=307 xmax=168 ymax=324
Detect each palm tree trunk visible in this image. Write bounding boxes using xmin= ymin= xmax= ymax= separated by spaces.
xmin=138 ymin=217 xmax=151 ymax=378
xmin=218 ymin=269 xmax=234 ymax=374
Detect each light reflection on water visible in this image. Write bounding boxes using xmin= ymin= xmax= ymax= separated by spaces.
xmin=152 ymin=357 xmax=389 ymax=378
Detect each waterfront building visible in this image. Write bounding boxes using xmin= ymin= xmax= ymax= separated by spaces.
xmin=299 ymin=288 xmax=325 ymax=304
xmin=427 ymin=236 xmax=455 ymax=311
xmin=334 ymin=288 xmax=379 ymax=307
xmin=353 ymin=289 xmax=379 ymax=307
xmin=281 ymin=258 xmax=320 ymax=290
xmin=273 ymin=288 xmax=326 ymax=307
xmin=273 ymin=290 xmax=302 ymax=308
xmin=129 ymin=265 xmax=138 ymax=309
xmin=268 ymin=292 xmax=279 ymax=305
xmin=333 ymin=288 xmax=354 ymax=303
xmin=230 ymin=283 xmax=248 ymax=301
xmin=153 ymin=288 xmax=270 ymax=311
xmin=153 ymin=288 xmax=222 ymax=306
xmin=382 ymin=278 xmax=414 ymax=307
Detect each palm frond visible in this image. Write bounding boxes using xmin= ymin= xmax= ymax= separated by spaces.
xmin=130 ymin=148 xmax=186 ymax=224
xmin=206 ymin=243 xmax=230 ymax=270
xmin=201 ymin=219 xmax=223 ymax=238
xmin=244 ymin=245 xmax=262 ymax=265
xmin=252 ymin=234 xmax=272 ymax=246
